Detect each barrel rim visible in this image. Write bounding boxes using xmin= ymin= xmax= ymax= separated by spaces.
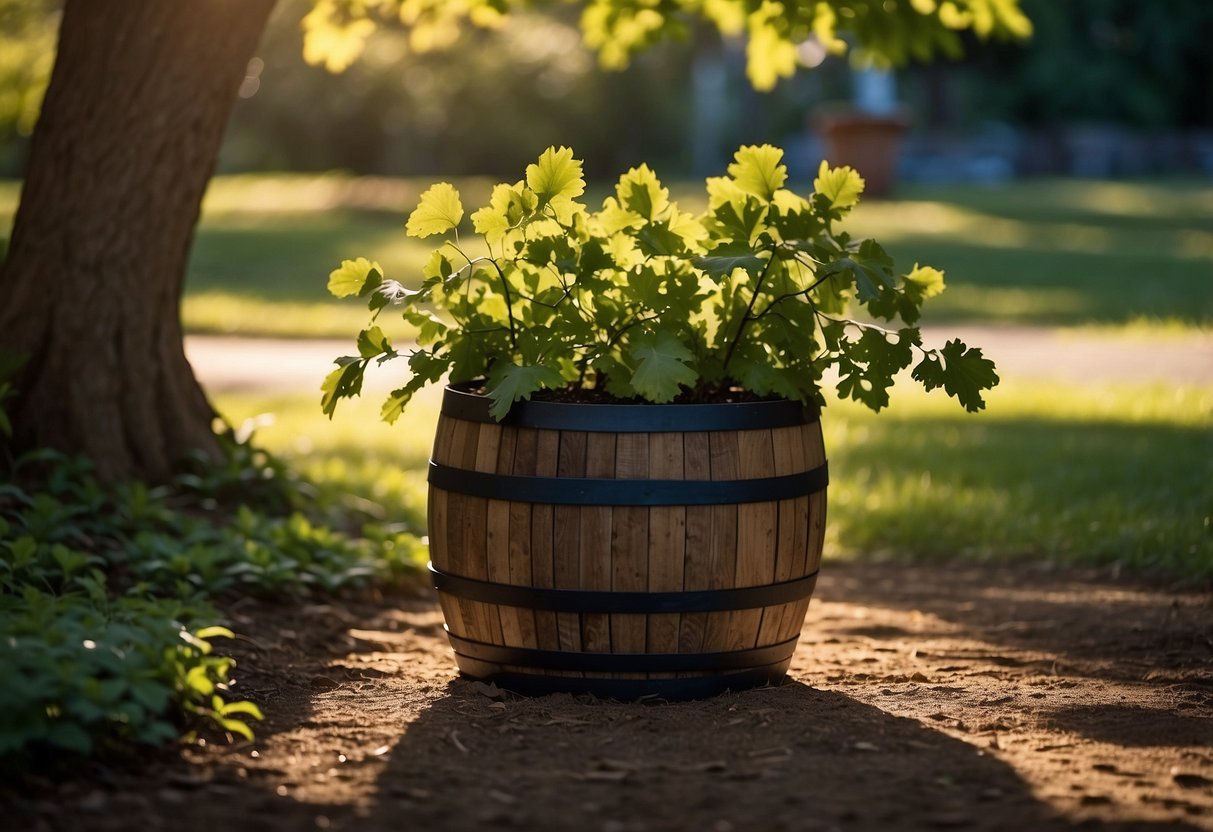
xmin=441 ymin=380 xmax=820 ymax=431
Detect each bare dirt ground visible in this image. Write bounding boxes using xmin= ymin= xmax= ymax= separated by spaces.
xmin=7 ymin=563 xmax=1211 ymax=831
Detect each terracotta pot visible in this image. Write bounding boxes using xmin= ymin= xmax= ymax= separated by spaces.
xmin=819 ymin=113 xmax=909 ymax=197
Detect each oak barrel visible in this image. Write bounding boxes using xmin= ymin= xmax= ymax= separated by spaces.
xmin=427 ymin=382 xmax=828 ymax=700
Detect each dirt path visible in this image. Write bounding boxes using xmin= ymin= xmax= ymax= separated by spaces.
xmin=10 ymin=563 xmax=1211 ymax=831
xmin=183 ymin=326 xmax=1213 ymax=394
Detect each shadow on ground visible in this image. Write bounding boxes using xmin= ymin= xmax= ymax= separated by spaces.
xmin=6 ymin=564 xmax=1212 ymax=831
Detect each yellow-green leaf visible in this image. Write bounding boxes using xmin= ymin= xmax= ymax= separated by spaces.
xmin=814 ymin=161 xmax=865 ymax=210
xmin=406 ymin=182 xmax=464 ymax=237
xmin=744 ymin=11 xmax=798 ymax=91
xmin=905 ymin=263 xmax=946 ymax=299
xmin=193 ymin=626 xmax=234 ymax=641
xmin=728 ymin=145 xmax=787 ymax=201
xmin=357 ymin=326 xmax=392 ymax=358
xmin=526 ymin=146 xmax=585 ymax=208
xmin=218 ymin=717 xmax=255 ymax=742
xmin=218 ymin=700 xmax=265 ymax=721
xmin=614 ymin=164 xmax=669 ymax=220
xmin=380 ymin=391 xmax=408 ymax=425
xmin=328 ymin=258 xmax=381 ymax=298
xmin=185 ymin=665 xmax=215 ymax=696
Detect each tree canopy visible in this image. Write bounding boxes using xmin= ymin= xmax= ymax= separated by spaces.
xmin=302 ymin=0 xmax=1032 ymax=89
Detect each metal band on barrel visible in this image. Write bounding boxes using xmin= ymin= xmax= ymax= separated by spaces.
xmin=427 ymin=461 xmax=828 ymax=506
xmin=429 ymin=563 xmax=819 ymax=613
xmin=446 ymin=631 xmax=799 ymax=673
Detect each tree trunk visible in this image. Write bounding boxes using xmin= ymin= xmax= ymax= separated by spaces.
xmin=0 ymin=0 xmax=277 ymax=481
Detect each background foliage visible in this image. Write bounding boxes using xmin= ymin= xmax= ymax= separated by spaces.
xmin=6 ymin=1 xmax=1212 ymax=179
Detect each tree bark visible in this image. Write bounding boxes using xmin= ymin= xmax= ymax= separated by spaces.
xmin=0 ymin=0 xmax=278 ymax=481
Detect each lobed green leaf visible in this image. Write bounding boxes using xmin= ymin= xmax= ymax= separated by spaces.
xmin=727 ymin=145 xmax=788 ymax=201
xmin=526 ymin=146 xmax=585 ymax=209
xmin=628 ymin=331 xmax=698 ymax=402
xmin=813 ymin=162 xmax=865 ymax=212
xmin=406 ymin=182 xmax=464 ymax=237
xmin=327 ymin=258 xmax=382 ymax=299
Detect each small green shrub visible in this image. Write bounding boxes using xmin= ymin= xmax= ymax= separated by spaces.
xmin=0 ymin=590 xmax=257 ymax=758
xmin=0 ymin=444 xmax=425 ymax=765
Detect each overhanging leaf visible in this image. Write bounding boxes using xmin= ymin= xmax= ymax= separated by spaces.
xmin=911 ymin=339 xmax=999 ymax=413
xmin=485 ymin=361 xmax=566 ymax=421
xmin=320 ymin=360 xmax=365 ymax=417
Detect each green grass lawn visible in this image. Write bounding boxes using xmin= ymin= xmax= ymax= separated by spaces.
xmin=2 ymin=174 xmax=1210 ymax=335
xmin=848 ymin=179 xmax=1213 ymax=328
xmin=214 ymin=379 xmax=1213 ymax=580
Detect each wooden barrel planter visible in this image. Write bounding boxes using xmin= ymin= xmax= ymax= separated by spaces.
xmin=427 ymin=382 xmax=828 ymax=700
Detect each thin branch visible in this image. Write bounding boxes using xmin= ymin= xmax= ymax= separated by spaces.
xmin=721 ymin=249 xmax=777 ymax=371
xmin=487 ymin=260 xmax=519 ymax=353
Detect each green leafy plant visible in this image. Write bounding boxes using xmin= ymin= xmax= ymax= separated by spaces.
xmin=0 ymin=589 xmax=259 ymax=760
xmin=324 ymin=144 xmax=998 ymax=421
xmin=0 ymin=447 xmax=425 ymax=765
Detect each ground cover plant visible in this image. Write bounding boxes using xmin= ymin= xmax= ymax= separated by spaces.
xmin=0 ymin=438 xmax=426 ymax=766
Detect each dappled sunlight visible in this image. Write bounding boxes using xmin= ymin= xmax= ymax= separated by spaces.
xmin=200 ymin=172 xmax=495 ymax=217
xmin=1030 ymin=179 xmax=1213 ymax=223
xmin=214 ymin=379 xmax=1212 ymax=577
xmin=896 ymin=179 xmax=1213 ymax=227
xmin=917 ymin=285 xmax=1092 ymax=324
xmin=850 ymin=197 xmax=1213 ymax=261
xmin=822 ymin=381 xmax=1212 ymax=572
xmin=214 ymin=388 xmax=440 ymax=529
xmin=175 ymin=175 xmax=1213 ymax=335
xmin=184 ymin=291 xmax=417 ymax=339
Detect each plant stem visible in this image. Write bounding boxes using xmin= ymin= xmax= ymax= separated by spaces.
xmin=721 ymin=249 xmax=776 ymax=371
xmin=489 ymin=260 xmax=520 ymax=353
xmin=750 ymin=267 xmax=838 ymax=321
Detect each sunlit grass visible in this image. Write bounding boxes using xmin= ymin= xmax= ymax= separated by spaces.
xmin=4 ymin=175 xmax=1210 ymax=334
xmin=822 ymin=381 xmax=1213 ymax=578
xmin=188 ymin=173 xmax=1213 ymax=334
xmin=213 ymin=380 xmax=1213 ymax=580
xmin=846 ymin=180 xmax=1213 ymax=328
xmin=215 ymin=384 xmax=444 ymax=534
xmin=183 ymin=290 xmax=415 ymax=339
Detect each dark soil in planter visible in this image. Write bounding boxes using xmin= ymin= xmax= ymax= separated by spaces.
xmin=7 ymin=562 xmax=1211 ymax=831
xmin=467 ymin=381 xmax=788 ymax=406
